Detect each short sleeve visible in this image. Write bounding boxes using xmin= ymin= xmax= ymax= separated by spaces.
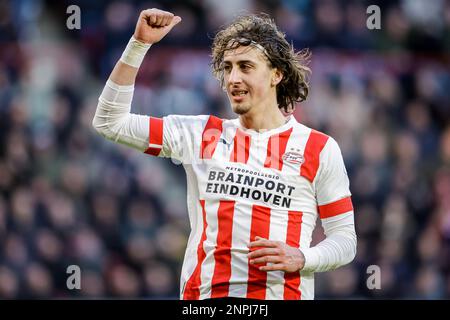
xmin=145 ymin=114 xmax=210 ymax=164
xmin=314 ymin=137 xmax=353 ymax=219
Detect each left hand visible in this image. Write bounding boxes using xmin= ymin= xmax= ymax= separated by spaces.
xmin=247 ymin=236 xmax=305 ymax=272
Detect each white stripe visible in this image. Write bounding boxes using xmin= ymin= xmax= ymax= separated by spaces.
xmin=299 ymin=272 xmax=314 ymax=300
xmin=220 ymin=124 xmax=239 ymax=161
xmin=265 ymin=208 xmax=289 ymax=299
xmin=148 ymin=143 xmax=162 ymax=149
xmin=295 ymin=212 xmax=305 ymax=299
xmin=299 ymin=210 xmax=317 ymax=299
xmin=282 ymin=125 xmax=310 ymax=175
xmin=228 ymin=202 xmax=252 ymax=297
xmin=180 ymin=167 xmax=203 ymax=298
xmin=199 ymin=200 xmax=220 ymax=299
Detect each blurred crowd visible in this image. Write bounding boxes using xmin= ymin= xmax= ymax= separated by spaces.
xmin=1 ymin=0 xmax=450 ymax=299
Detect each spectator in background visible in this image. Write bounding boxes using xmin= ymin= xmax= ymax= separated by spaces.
xmin=0 ymin=0 xmax=449 ymax=300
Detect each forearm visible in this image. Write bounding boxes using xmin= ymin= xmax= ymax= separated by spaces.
xmin=301 ymin=212 xmax=357 ymax=273
xmin=110 ymin=60 xmax=139 ymax=86
xmin=109 ymin=36 xmax=151 ymax=85
xmin=92 ymin=37 xmax=151 ymax=151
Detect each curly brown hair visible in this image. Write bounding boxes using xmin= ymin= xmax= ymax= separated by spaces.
xmin=211 ymin=13 xmax=311 ymax=113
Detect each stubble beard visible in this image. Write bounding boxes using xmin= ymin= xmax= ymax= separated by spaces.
xmin=232 ymin=103 xmax=251 ymax=115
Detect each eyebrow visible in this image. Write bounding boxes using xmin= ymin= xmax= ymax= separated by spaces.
xmin=223 ymin=59 xmax=256 ymax=65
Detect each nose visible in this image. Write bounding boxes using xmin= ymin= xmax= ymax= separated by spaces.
xmin=227 ymin=67 xmax=242 ymax=84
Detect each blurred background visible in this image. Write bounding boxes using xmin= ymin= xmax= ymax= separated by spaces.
xmin=0 ymin=0 xmax=449 ymax=299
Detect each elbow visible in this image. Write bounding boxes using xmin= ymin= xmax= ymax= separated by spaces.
xmin=92 ymin=114 xmax=106 ymax=138
xmin=338 ymin=228 xmax=357 ymax=267
xmin=349 ymin=243 xmax=357 ymax=264
xmin=347 ymin=231 xmax=358 ymax=264
xmin=92 ymin=100 xmax=110 ymax=139
xmin=92 ymin=113 xmax=103 ymax=135
xmin=91 ymin=114 xmax=98 ymax=132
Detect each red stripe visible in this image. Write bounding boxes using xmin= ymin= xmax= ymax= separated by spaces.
xmin=246 ymin=205 xmax=271 ymax=299
xmin=211 ymin=201 xmax=235 ymax=298
xmin=264 ymin=128 xmax=293 ymax=171
xmin=319 ymin=197 xmax=353 ymax=219
xmin=200 ymin=116 xmax=223 ymax=159
xmin=300 ymin=130 xmax=329 ymax=182
xmin=183 ymin=200 xmax=208 ymax=300
xmin=284 ymin=211 xmax=303 ymax=300
xmin=144 ymin=117 xmax=164 ymax=156
xmin=230 ymin=129 xmax=251 ymax=164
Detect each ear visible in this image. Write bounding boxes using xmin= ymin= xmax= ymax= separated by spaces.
xmin=271 ymin=68 xmax=283 ymax=87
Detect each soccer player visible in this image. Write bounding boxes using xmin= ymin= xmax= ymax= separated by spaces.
xmin=93 ymin=9 xmax=357 ymax=300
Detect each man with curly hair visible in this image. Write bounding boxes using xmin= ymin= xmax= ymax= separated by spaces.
xmin=93 ymin=8 xmax=356 ymax=300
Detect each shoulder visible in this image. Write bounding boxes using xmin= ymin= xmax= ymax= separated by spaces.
xmin=163 ymin=114 xmax=226 ymax=128
xmin=294 ymin=121 xmax=333 ymax=151
xmin=294 ymin=121 xmax=329 ymax=139
xmin=165 ymin=114 xmax=233 ymax=123
xmin=164 ymin=114 xmax=212 ymax=123
xmin=293 ymin=121 xmax=342 ymax=159
xmin=163 ymin=114 xmax=236 ymax=135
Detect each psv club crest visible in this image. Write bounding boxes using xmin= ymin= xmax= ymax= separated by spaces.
xmin=282 ymin=148 xmax=304 ymax=165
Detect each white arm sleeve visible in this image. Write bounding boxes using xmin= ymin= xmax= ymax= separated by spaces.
xmin=92 ymin=79 xmax=149 ymax=151
xmin=302 ymin=212 xmax=357 ymax=273
xmin=301 ymin=137 xmax=357 ymax=273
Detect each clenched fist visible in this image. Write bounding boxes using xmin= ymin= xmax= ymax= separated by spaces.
xmin=133 ymin=9 xmax=181 ymax=44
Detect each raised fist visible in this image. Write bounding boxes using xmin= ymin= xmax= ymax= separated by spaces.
xmin=133 ymin=9 xmax=181 ymax=44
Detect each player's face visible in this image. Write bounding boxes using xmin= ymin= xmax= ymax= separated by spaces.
xmin=223 ymin=46 xmax=278 ymax=115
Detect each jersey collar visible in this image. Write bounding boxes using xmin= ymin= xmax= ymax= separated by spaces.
xmin=232 ymin=115 xmax=297 ymax=137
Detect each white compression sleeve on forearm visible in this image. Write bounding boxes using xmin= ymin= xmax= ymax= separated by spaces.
xmin=92 ymin=79 xmax=149 ymax=151
xmin=301 ymin=212 xmax=357 ymax=273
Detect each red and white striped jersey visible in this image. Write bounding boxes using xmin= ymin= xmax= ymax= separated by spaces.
xmin=144 ymin=114 xmax=354 ymax=300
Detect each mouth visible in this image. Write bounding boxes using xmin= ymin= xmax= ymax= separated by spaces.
xmin=231 ymin=90 xmax=248 ymax=96
xmin=230 ymin=89 xmax=249 ymax=102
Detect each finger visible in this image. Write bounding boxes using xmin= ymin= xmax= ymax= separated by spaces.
xmin=248 ymin=239 xmax=278 ymax=248
xmin=248 ymin=248 xmax=279 ymax=259
xmin=141 ymin=9 xmax=153 ymax=18
xmin=148 ymin=14 xmax=157 ymax=25
xmin=250 ymin=256 xmax=282 ymax=265
xmin=155 ymin=14 xmax=164 ymax=26
xmin=169 ymin=16 xmax=182 ymax=27
xmin=259 ymin=263 xmax=286 ymax=272
xmin=160 ymin=15 xmax=169 ymax=26
xmin=162 ymin=12 xmax=174 ymax=26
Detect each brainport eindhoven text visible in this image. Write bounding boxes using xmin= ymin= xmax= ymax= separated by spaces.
xmin=206 ymin=168 xmax=296 ymax=209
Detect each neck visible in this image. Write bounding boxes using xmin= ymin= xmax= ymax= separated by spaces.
xmin=239 ymin=105 xmax=288 ymax=132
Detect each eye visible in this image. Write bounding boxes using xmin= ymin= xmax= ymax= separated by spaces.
xmin=240 ymin=64 xmax=250 ymax=71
